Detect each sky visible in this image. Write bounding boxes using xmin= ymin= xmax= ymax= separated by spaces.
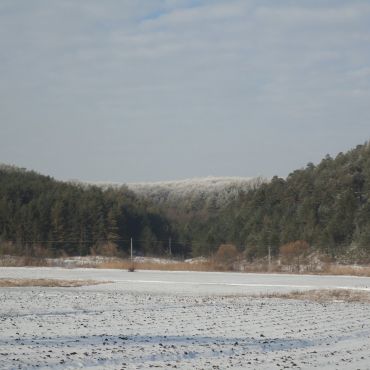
xmin=0 ymin=0 xmax=370 ymax=183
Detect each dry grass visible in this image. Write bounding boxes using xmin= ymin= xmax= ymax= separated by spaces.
xmin=258 ymin=289 xmax=370 ymax=303
xmin=240 ymin=263 xmax=281 ymax=273
xmin=0 ymin=256 xmax=49 ymax=267
xmin=2 ymin=255 xmax=370 ymax=277
xmin=0 ymin=278 xmax=108 ymax=287
xmin=98 ymin=260 xmax=217 ymax=271
xmin=319 ymin=264 xmax=370 ymax=277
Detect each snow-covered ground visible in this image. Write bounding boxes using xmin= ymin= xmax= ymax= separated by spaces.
xmin=1 ymin=268 xmax=370 ymax=369
xmin=1 ymin=267 xmax=370 ymax=295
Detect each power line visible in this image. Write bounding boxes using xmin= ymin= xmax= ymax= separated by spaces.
xmin=4 ymin=238 xmax=236 ymax=247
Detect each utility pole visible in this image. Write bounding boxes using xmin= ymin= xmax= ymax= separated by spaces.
xmin=268 ymin=245 xmax=271 ymax=272
xmin=130 ymin=237 xmax=133 ymax=260
xmin=129 ymin=237 xmax=134 ymax=272
xmin=266 ymin=228 xmax=272 ymax=272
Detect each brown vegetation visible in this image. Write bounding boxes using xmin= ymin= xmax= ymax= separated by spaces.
xmin=86 ymin=259 xmax=370 ymax=276
xmin=98 ymin=260 xmax=216 ymax=271
xmin=214 ymin=244 xmax=239 ymax=270
xmin=259 ymin=289 xmax=370 ymax=303
xmin=279 ymin=240 xmax=310 ymax=272
xmin=319 ymin=264 xmax=370 ymax=277
xmin=1 ymin=250 xmax=370 ymax=277
xmin=0 ymin=278 xmax=107 ymax=287
xmin=90 ymin=242 xmax=121 ymax=257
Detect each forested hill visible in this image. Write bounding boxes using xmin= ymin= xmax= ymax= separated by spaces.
xmin=190 ymin=142 xmax=370 ymax=260
xmin=124 ymin=177 xmax=264 ymax=256
xmin=0 ymin=165 xmax=172 ymax=257
xmin=1 ymin=141 xmax=370 ymax=261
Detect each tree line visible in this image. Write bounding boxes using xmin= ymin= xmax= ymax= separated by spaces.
xmin=170 ymin=142 xmax=370 ymax=262
xmin=0 ymin=165 xmax=177 ymax=257
xmin=1 ymin=141 xmax=370 ymax=262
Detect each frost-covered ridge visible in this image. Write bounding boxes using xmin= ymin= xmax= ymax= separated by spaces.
xmin=126 ymin=176 xmax=265 ymax=206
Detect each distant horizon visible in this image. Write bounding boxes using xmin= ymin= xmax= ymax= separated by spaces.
xmin=2 ymin=139 xmax=368 ymax=184
xmin=1 ymin=162 xmax=259 ymax=184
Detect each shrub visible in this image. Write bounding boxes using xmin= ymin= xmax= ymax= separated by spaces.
xmin=0 ymin=241 xmax=18 ymax=255
xmin=280 ymin=240 xmax=310 ymax=272
xmin=90 ymin=242 xmax=119 ymax=257
xmin=214 ymin=244 xmax=239 ymax=270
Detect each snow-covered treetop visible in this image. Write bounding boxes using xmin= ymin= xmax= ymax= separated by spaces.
xmin=126 ymin=176 xmax=266 ymax=207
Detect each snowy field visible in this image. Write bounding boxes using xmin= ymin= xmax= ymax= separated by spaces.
xmin=1 ymin=268 xmax=370 ymax=369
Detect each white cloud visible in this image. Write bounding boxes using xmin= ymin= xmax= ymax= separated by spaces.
xmin=255 ymin=3 xmax=370 ymax=25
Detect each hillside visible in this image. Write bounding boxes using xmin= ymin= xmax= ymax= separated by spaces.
xmin=1 ymin=141 xmax=370 ymax=261
xmin=121 ymin=142 xmax=370 ymax=260
xmin=191 ymin=142 xmax=370 ymax=260
xmin=0 ymin=165 xmax=172 ymax=257
xmin=127 ymin=177 xmax=265 ymax=208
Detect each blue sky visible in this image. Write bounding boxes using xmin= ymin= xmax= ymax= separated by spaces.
xmin=0 ymin=0 xmax=369 ymax=182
